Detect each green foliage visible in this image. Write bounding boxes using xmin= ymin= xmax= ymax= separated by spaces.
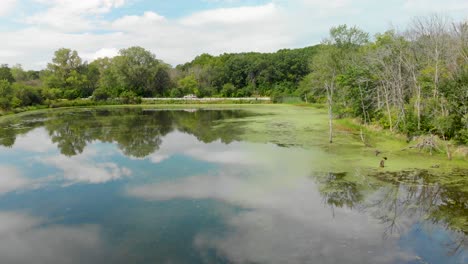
xmin=63 ymin=89 xmax=80 ymax=100
xmin=0 ymin=80 xmax=13 ymax=109
xmin=221 ymin=83 xmax=236 ymax=97
xmin=42 ymin=48 xmax=98 ymax=98
xmin=120 ymin=91 xmax=141 ymax=104
xmin=92 ymin=88 xmax=110 ymax=101
xmin=169 ymin=88 xmax=183 ymax=98
xmin=92 ymin=47 xmax=173 ymax=97
xmin=455 ymin=128 xmax=468 ymax=144
xmin=45 ymin=48 xmax=82 ymax=88
xmin=178 ymin=75 xmax=199 ymax=95
xmin=336 ymin=67 xmax=376 ymax=121
xmin=12 ymin=83 xmax=43 ymax=107
xmin=42 ymin=88 xmax=63 ymax=100
xmin=178 ymin=46 xmax=319 ymax=97
xmin=0 ymin=65 xmax=15 ymax=83
xmin=327 ymin=24 xmax=369 ymax=48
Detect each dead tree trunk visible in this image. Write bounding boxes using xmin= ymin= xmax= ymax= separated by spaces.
xmin=326 ymin=81 xmax=334 ymax=143
xmin=382 ymin=82 xmax=393 ymax=131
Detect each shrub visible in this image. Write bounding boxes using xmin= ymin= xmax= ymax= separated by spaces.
xmin=63 ymin=89 xmax=80 ymax=100
xmin=13 ymin=84 xmax=43 ymax=106
xmin=92 ymin=88 xmax=110 ymax=101
xmin=0 ymin=80 xmax=13 ymax=110
xmin=120 ymin=91 xmax=141 ymax=104
xmin=169 ymin=88 xmax=182 ymax=98
xmin=42 ymin=88 xmax=63 ymax=100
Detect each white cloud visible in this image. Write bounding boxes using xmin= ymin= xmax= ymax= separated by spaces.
xmin=404 ymin=0 xmax=468 ymax=12
xmin=180 ymin=3 xmax=278 ymax=26
xmin=110 ymin=11 xmax=166 ymax=31
xmin=32 ymin=0 xmax=126 ymax=14
xmin=0 ymin=1 xmax=466 ymax=69
xmin=81 ymin=47 xmax=119 ymax=61
xmin=25 ymin=0 xmax=127 ymax=31
xmin=301 ymin=0 xmax=351 ymax=9
xmin=0 ymin=1 xmax=295 ymax=69
xmin=0 ymin=50 xmax=22 ymax=57
xmin=0 ymin=0 xmax=16 ymax=17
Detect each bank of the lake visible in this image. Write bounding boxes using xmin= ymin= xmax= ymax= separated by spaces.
xmin=0 ymin=97 xmax=271 ymax=117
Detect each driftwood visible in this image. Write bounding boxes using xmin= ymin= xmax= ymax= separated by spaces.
xmin=402 ymin=135 xmax=442 ymax=155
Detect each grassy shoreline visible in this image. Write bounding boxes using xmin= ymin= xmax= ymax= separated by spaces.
xmin=0 ymin=98 xmax=272 ymax=117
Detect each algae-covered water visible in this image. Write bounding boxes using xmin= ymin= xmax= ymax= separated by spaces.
xmin=0 ymin=106 xmax=466 ymax=264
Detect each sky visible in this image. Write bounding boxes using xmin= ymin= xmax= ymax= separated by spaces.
xmin=0 ymin=0 xmax=467 ymax=70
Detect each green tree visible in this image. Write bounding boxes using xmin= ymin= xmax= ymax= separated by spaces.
xmin=92 ymin=88 xmax=110 ymax=101
xmin=221 ymin=83 xmax=236 ymax=97
xmin=10 ymin=64 xmax=28 ymax=82
xmin=92 ymin=57 xmax=123 ymax=97
xmin=12 ymin=83 xmax=43 ymax=107
xmin=110 ymin=46 xmax=169 ymax=97
xmin=0 ymin=65 xmax=14 ymax=83
xmin=178 ymin=75 xmax=199 ymax=95
xmin=169 ymin=88 xmax=183 ymax=98
xmin=120 ymin=90 xmax=141 ymax=104
xmin=43 ymin=48 xmax=88 ymax=97
xmin=42 ymin=88 xmax=63 ymax=100
xmin=45 ymin=48 xmax=82 ymax=86
xmin=310 ymin=25 xmax=369 ymax=143
xmin=0 ymin=80 xmax=14 ymax=109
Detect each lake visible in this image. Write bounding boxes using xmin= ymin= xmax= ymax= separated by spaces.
xmin=0 ymin=107 xmax=466 ymax=264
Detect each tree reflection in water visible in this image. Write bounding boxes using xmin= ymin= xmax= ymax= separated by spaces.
xmin=0 ymin=108 xmax=250 ymax=157
xmin=314 ymin=169 xmax=467 ymax=256
xmin=368 ymin=169 xmax=467 ymax=256
xmin=315 ymin=172 xmax=364 ymax=216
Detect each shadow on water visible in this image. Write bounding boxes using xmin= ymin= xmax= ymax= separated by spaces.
xmin=313 ymin=169 xmax=467 ymax=258
xmin=0 ymin=108 xmax=253 ymax=157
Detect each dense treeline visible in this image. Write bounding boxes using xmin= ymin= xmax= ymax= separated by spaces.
xmin=0 ymin=14 xmax=466 ymax=145
xmin=0 ymin=45 xmax=317 ymax=105
xmin=174 ymin=46 xmax=317 ymax=98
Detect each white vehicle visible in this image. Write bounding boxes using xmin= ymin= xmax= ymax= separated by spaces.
xmin=183 ymin=94 xmax=198 ymax=99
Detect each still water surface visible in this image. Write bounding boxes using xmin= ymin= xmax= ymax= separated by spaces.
xmin=0 ymin=108 xmax=466 ymax=264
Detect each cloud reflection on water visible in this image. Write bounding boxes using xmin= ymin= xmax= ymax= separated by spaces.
xmin=0 ymin=211 xmax=106 ymax=264
xmin=0 ymin=166 xmax=31 ymax=195
xmin=126 ymin=139 xmax=421 ymax=264
xmin=39 ymin=147 xmax=132 ymax=184
xmin=12 ymin=128 xmax=57 ymax=153
xmin=147 ymin=131 xmax=256 ymax=165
